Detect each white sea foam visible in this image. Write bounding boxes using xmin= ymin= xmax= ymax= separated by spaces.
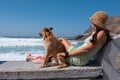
xmin=70 ymin=40 xmax=84 ymax=45
xmin=0 ymin=52 xmax=26 ymax=61
xmin=0 ymin=37 xmax=83 ymax=61
xmin=0 ymin=51 xmax=44 ymax=61
xmin=0 ymin=37 xmax=44 ymax=47
xmin=0 ymin=37 xmax=82 ymax=47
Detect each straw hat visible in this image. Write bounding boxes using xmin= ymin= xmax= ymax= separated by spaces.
xmin=89 ymin=11 xmax=108 ymax=28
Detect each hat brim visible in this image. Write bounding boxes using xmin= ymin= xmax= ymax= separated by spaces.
xmin=89 ymin=18 xmax=106 ymax=29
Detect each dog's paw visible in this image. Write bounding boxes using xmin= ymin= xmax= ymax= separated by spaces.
xmin=57 ymin=64 xmax=68 ymax=69
xmin=40 ymin=64 xmax=46 ymax=68
xmin=50 ymin=63 xmax=58 ymax=66
xmin=40 ymin=66 xmax=43 ymax=68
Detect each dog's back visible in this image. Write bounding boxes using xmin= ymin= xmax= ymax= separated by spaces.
xmin=40 ymin=27 xmax=66 ymax=53
xmin=44 ymin=32 xmax=66 ymax=55
xmin=48 ymin=38 xmax=66 ymax=54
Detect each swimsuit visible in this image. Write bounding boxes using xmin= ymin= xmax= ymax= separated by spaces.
xmin=66 ymin=36 xmax=103 ymax=66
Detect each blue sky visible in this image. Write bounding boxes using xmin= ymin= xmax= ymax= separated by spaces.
xmin=0 ymin=0 xmax=120 ymax=37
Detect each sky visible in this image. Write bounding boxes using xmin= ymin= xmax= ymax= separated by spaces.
xmin=0 ymin=0 xmax=120 ymax=37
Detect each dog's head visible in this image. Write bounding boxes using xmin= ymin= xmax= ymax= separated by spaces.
xmin=39 ymin=27 xmax=53 ymax=39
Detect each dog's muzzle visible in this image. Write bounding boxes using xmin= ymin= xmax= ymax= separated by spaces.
xmin=39 ymin=33 xmax=43 ymax=37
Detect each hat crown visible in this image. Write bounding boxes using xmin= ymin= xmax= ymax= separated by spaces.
xmin=90 ymin=11 xmax=108 ymax=27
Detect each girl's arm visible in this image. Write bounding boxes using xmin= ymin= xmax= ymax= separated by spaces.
xmin=68 ymin=42 xmax=94 ymax=56
xmin=68 ymin=30 xmax=106 ymax=56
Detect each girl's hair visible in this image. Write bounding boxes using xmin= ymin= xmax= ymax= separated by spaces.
xmin=90 ymin=26 xmax=112 ymax=45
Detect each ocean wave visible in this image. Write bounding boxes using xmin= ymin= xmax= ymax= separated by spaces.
xmin=0 ymin=37 xmax=83 ymax=61
xmin=0 ymin=37 xmax=83 ymax=47
xmin=0 ymin=51 xmax=44 ymax=61
xmin=0 ymin=53 xmax=25 ymax=61
xmin=0 ymin=37 xmax=44 ymax=47
xmin=70 ymin=40 xmax=84 ymax=45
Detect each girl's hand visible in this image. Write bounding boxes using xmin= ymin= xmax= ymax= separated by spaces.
xmin=57 ymin=52 xmax=66 ymax=57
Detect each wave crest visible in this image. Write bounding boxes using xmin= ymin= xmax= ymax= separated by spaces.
xmin=0 ymin=37 xmax=43 ymax=47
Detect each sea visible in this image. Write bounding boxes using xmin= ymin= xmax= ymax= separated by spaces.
xmin=0 ymin=37 xmax=84 ymax=61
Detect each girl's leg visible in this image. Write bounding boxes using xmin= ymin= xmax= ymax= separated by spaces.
xmin=25 ymin=52 xmax=44 ymax=62
xmin=32 ymin=58 xmax=44 ymax=64
xmin=60 ymin=38 xmax=72 ymax=50
xmin=26 ymin=53 xmax=39 ymax=60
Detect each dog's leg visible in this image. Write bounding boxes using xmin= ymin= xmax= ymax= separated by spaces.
xmin=46 ymin=58 xmax=58 ymax=67
xmin=51 ymin=55 xmax=59 ymax=66
xmin=40 ymin=52 xmax=50 ymax=68
xmin=57 ymin=56 xmax=68 ymax=69
xmin=50 ymin=57 xmax=58 ymax=66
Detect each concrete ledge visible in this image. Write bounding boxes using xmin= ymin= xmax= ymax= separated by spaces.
xmin=0 ymin=61 xmax=102 ymax=79
xmin=101 ymin=35 xmax=120 ymax=80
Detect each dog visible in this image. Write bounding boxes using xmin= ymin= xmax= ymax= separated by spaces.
xmin=39 ymin=27 xmax=68 ymax=69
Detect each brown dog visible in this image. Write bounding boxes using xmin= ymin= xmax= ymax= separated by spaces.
xmin=39 ymin=27 xmax=67 ymax=68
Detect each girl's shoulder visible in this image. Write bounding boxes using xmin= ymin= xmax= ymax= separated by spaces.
xmin=97 ymin=30 xmax=107 ymax=44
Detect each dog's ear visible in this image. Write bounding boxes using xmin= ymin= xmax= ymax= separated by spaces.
xmin=49 ymin=27 xmax=53 ymax=31
xmin=43 ymin=28 xmax=49 ymax=32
